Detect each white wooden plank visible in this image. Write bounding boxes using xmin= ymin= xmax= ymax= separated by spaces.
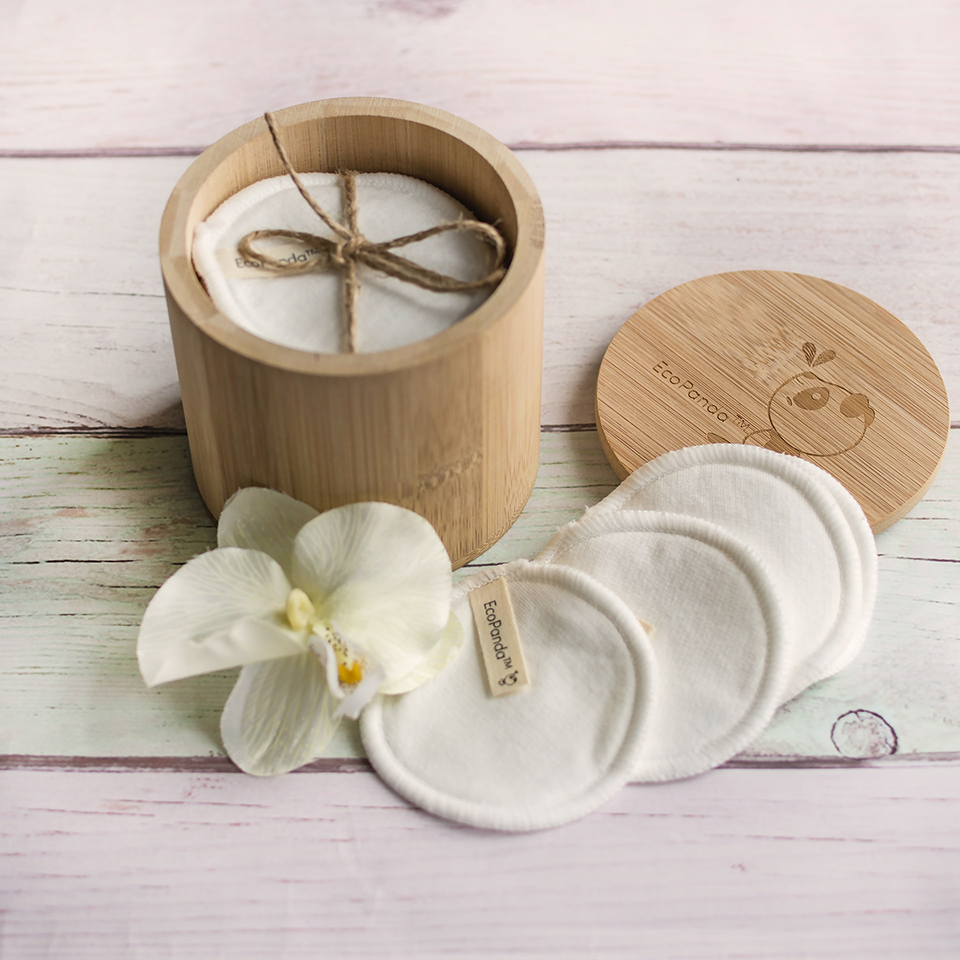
xmin=1 ymin=149 xmax=958 ymax=430
xmin=2 ymin=0 xmax=960 ymax=149
xmin=2 ymin=766 xmax=959 ymax=959
xmin=1 ymin=430 xmax=958 ymax=764
xmin=0 ymin=158 xmax=182 ymax=429
xmin=532 ymin=147 xmax=960 ymax=426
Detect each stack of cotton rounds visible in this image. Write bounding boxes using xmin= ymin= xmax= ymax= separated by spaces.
xmin=193 ymin=173 xmax=496 ymax=353
xmin=361 ymin=444 xmax=877 ymax=831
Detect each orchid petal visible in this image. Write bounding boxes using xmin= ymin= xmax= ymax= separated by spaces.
xmin=291 ymin=503 xmax=452 ymax=683
xmin=137 ymin=548 xmax=303 ymax=687
xmin=379 ymin=611 xmax=464 ymax=695
xmin=309 ymin=631 xmax=345 ymax=700
xmin=218 ymin=487 xmax=319 ymax=579
xmin=220 ymin=652 xmax=338 ymax=776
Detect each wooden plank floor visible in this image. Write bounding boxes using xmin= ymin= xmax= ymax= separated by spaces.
xmin=4 ymin=767 xmax=959 ymax=959
xmin=2 ymin=430 xmax=959 ymax=764
xmin=2 ymin=2 xmax=958 ymax=956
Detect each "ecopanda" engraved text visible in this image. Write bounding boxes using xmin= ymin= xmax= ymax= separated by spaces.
xmin=652 ymin=359 xmax=730 ymax=423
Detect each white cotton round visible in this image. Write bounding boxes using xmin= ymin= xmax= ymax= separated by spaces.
xmin=762 ymin=454 xmax=878 ymax=682
xmin=572 ymin=444 xmax=872 ymax=703
xmin=193 ymin=172 xmax=495 ymax=354
xmin=537 ymin=511 xmax=787 ymax=782
xmin=360 ymin=560 xmax=658 ymax=832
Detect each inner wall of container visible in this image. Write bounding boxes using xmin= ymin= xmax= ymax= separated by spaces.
xmin=186 ymin=114 xmax=519 ymax=273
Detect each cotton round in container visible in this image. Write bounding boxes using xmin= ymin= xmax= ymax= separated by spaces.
xmin=537 ymin=512 xmax=787 ymax=782
xmin=360 ymin=560 xmax=657 ymax=831
xmin=580 ymin=444 xmax=874 ymax=702
xmin=192 ymin=172 xmax=496 ymax=354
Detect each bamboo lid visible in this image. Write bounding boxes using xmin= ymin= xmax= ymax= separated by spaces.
xmin=596 ymin=271 xmax=950 ymax=532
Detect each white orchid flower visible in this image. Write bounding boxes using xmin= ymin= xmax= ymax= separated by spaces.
xmin=137 ymin=489 xmax=461 ymax=776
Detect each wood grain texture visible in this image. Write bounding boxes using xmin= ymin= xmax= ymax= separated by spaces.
xmin=596 ymin=270 xmax=951 ymax=532
xmin=2 ymin=430 xmax=957 ymax=765
xmin=2 ymin=149 xmax=959 ymax=432
xmin=3 ymin=766 xmax=960 ymax=959
xmin=3 ymin=0 xmax=960 ymax=150
xmin=160 ymin=99 xmax=545 ymax=566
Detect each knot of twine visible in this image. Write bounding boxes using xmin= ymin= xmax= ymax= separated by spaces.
xmin=237 ymin=112 xmax=508 ymax=353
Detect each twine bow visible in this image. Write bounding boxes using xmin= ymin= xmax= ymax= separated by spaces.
xmin=237 ymin=112 xmax=508 ymax=353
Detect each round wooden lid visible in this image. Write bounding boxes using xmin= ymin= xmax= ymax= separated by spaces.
xmin=596 ymin=271 xmax=950 ymax=532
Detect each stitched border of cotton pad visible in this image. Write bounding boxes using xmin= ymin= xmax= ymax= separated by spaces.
xmin=770 ymin=455 xmax=878 ymax=680
xmin=360 ymin=560 xmax=657 ymax=832
xmin=565 ymin=444 xmax=866 ymax=702
xmin=538 ymin=511 xmax=788 ymax=782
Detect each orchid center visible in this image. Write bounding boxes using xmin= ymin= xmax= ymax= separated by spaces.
xmin=285 ymin=588 xmax=366 ymax=688
xmin=318 ymin=624 xmax=366 ymax=687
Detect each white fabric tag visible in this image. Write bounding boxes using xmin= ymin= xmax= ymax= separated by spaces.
xmin=468 ymin=577 xmax=531 ymax=696
xmin=360 ymin=560 xmax=657 ymax=832
xmin=193 ymin=172 xmax=495 ymax=354
xmin=537 ymin=512 xmax=787 ymax=783
xmin=579 ymin=444 xmax=874 ymax=702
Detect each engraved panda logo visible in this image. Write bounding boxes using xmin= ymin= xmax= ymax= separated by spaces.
xmin=708 ymin=342 xmax=876 ymax=457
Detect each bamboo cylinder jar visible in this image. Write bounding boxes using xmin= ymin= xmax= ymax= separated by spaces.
xmin=159 ymin=98 xmax=545 ymax=567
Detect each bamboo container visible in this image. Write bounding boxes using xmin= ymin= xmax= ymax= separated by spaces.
xmin=159 ymin=98 xmax=545 ymax=568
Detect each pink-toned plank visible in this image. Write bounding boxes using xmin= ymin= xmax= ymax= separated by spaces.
xmin=2 ymin=150 xmax=959 ymax=431
xmin=2 ymin=0 xmax=960 ymax=150
xmin=3 ymin=766 xmax=959 ymax=959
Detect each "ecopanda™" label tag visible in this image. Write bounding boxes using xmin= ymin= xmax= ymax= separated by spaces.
xmin=468 ymin=577 xmax=530 ymax=697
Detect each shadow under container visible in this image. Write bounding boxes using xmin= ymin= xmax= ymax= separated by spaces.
xmin=159 ymin=98 xmax=546 ymax=568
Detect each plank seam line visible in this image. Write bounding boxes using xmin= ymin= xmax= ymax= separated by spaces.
xmin=0 ymin=427 xmax=188 ymax=438
xmin=2 ymin=423 xmax=957 ymax=438
xmin=0 ymin=283 xmax=165 ymax=300
xmin=0 ymin=756 xmax=371 ymax=773
xmin=3 ymin=753 xmax=958 ymax=773
xmin=2 ymin=142 xmax=960 ymax=159
xmin=512 ymin=142 xmax=960 ymax=155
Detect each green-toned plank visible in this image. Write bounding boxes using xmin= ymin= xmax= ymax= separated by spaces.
xmin=0 ymin=437 xmax=230 ymax=758
xmin=0 ymin=432 xmax=617 ymax=760
xmin=459 ymin=429 xmax=620 ymax=566
xmin=1 ymin=431 xmax=958 ymax=763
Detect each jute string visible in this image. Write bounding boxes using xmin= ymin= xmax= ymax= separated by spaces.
xmin=237 ymin=112 xmax=508 ymax=353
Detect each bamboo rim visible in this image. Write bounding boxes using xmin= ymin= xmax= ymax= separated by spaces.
xmin=159 ymin=97 xmax=545 ymax=376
